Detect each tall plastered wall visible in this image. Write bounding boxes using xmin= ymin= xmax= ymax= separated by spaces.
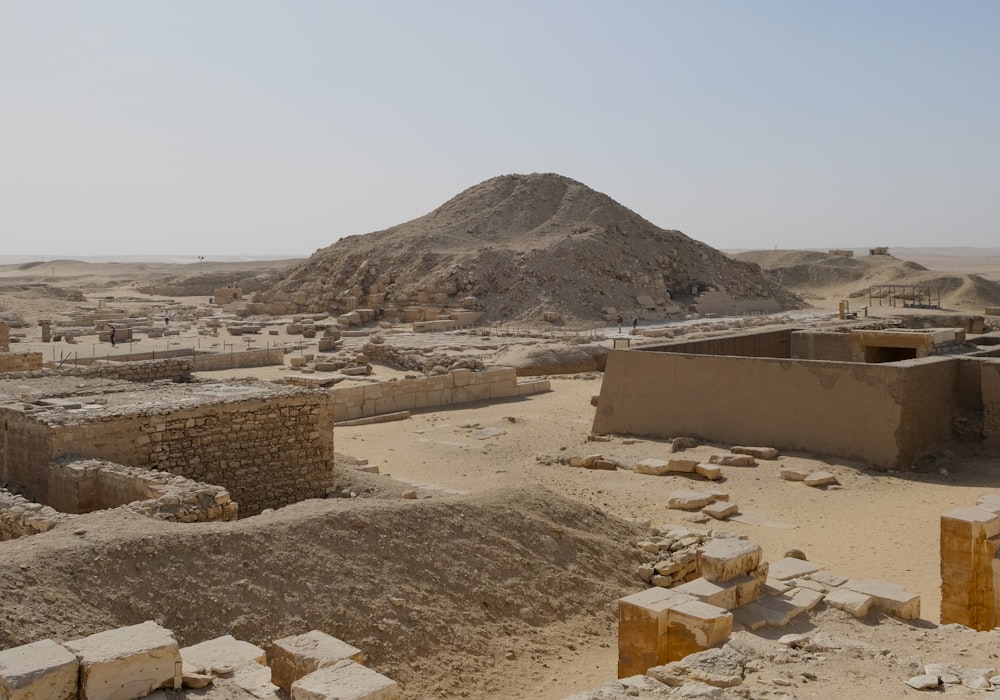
xmin=646 ymin=328 xmax=794 ymax=359
xmin=593 ymin=350 xmax=957 ymax=469
xmin=46 ymin=394 xmax=334 ymax=515
xmin=894 ymin=357 xmax=959 ymax=465
xmin=789 ymin=331 xmax=853 ymax=362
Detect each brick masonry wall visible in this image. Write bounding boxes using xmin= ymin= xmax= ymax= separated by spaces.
xmin=331 ymin=368 xmax=549 ymax=421
xmin=0 ymin=488 xmax=71 ymax=541
xmin=48 ymin=393 xmax=334 ymax=516
xmin=0 ymin=352 xmax=44 ymax=373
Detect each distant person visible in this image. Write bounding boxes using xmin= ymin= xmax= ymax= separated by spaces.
xmin=632 ymin=317 xmax=638 ymax=331
xmin=109 ymin=326 xmax=116 ymax=347
xmin=164 ymin=311 xmax=170 ymax=327
xmin=616 ymin=314 xmax=623 ymax=332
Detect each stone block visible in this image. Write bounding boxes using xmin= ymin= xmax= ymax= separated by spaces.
xmin=702 ymin=502 xmax=738 ymax=520
xmin=618 ymin=587 xmax=695 ymax=678
xmin=842 ymin=579 xmax=920 ymax=620
xmin=824 ymin=588 xmax=874 ymax=617
xmin=666 ymin=458 xmax=700 ymax=473
xmin=697 ymin=539 xmax=762 ymax=584
xmin=180 ymin=635 xmax=265 ymax=675
xmin=804 ymin=471 xmax=838 ymax=487
xmin=768 ymin=557 xmax=821 ymax=581
xmin=290 ymin=659 xmax=399 ymax=700
xmin=0 ymin=639 xmax=78 ymax=700
xmin=673 ymin=574 xmax=763 ymax=611
xmin=808 ymin=571 xmax=848 ymax=588
xmin=709 ymin=454 xmax=756 ymax=467
xmin=667 ymin=491 xmax=716 ymax=511
xmin=635 ymin=458 xmax=670 ymax=476
xmin=694 ymin=463 xmax=721 ymax=481
xmin=664 ymin=600 xmax=733 ymax=662
xmin=64 ymin=621 xmax=181 ymax=700
xmin=269 ymin=630 xmax=365 ymax=695
xmin=780 ymin=467 xmax=812 ymax=482
xmin=731 ymin=446 xmax=779 ymax=460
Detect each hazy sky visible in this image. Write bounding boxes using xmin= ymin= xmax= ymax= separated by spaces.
xmin=2 ymin=2 xmax=998 ymax=258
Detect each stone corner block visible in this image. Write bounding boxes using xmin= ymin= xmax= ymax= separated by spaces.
xmin=270 ymin=630 xmax=366 ymax=695
xmin=180 ymin=634 xmax=265 ymax=675
xmin=0 ymin=638 xmax=79 ymax=700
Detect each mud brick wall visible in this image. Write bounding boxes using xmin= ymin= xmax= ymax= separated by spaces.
xmin=47 ymin=393 xmax=334 ymax=516
xmin=790 ymin=330 xmax=853 ymax=362
xmin=645 ymin=328 xmax=794 ymax=359
xmin=0 ymin=352 xmax=43 ymax=373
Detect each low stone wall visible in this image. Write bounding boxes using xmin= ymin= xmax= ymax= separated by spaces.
xmin=0 ymin=351 xmax=43 ymax=373
xmin=63 ymin=358 xmax=193 ymax=382
xmin=0 ymin=488 xmax=72 ymax=541
xmin=190 ymin=347 xmax=284 ymax=371
xmin=331 ymin=367 xmax=550 ymax=422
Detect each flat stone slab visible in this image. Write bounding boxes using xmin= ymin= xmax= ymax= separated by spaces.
xmin=709 ymin=453 xmax=756 ymax=467
xmin=769 ymin=557 xmax=822 ymax=581
xmin=667 ymin=490 xmax=716 ymax=511
xmin=824 ymin=588 xmax=874 ymax=617
xmin=0 ymin=638 xmax=78 ymax=700
xmin=666 ymin=458 xmax=699 ymax=473
xmin=702 ymin=502 xmax=738 ymax=520
xmin=804 ymin=471 xmax=838 ymax=487
xmin=635 ymin=458 xmax=670 ymax=476
xmin=64 ymin=621 xmax=181 ymax=700
xmin=731 ymin=446 xmax=779 ymax=460
xmin=780 ymin=467 xmax=812 ymax=482
xmin=697 ymin=539 xmax=762 ymax=584
xmin=808 ymin=571 xmax=848 ymax=588
xmin=694 ymin=463 xmax=721 ymax=481
xmin=181 ymin=635 xmax=265 ymax=675
xmin=842 ymin=579 xmax=920 ymax=620
xmin=290 ymin=659 xmax=400 ymax=700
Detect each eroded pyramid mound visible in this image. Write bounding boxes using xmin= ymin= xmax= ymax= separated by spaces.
xmin=256 ymin=173 xmax=800 ymax=322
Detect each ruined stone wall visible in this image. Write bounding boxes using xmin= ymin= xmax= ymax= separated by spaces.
xmin=331 ymin=368 xmax=548 ymax=421
xmin=0 ymin=489 xmax=71 ymax=541
xmin=593 ymin=350 xmax=935 ymax=469
xmin=47 ymin=393 xmax=334 ymax=516
xmin=789 ymin=330 xmax=853 ymax=362
xmin=62 ymin=358 xmax=193 ymax=383
xmin=645 ymin=328 xmax=794 ymax=359
xmin=0 ymin=409 xmax=55 ymax=504
xmin=0 ymin=352 xmax=43 ymax=373
xmin=981 ymin=360 xmax=1000 ymax=446
xmin=190 ymin=348 xmax=284 ymax=371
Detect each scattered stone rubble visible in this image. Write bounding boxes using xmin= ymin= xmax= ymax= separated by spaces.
xmin=0 ymin=623 xmax=399 ymax=700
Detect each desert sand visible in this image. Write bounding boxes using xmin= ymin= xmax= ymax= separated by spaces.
xmin=3 ymin=248 xmax=1000 ymax=699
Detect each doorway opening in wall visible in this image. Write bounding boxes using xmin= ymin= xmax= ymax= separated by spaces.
xmin=863 ymin=346 xmax=918 ymax=363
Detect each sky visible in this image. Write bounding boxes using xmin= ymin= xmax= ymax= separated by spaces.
xmin=2 ymin=1 xmax=998 ymax=259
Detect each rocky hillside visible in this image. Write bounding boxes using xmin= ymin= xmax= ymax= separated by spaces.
xmin=255 ymin=174 xmax=800 ymax=323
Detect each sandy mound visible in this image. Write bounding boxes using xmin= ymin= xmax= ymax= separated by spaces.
xmin=256 ymin=173 xmax=801 ymax=323
xmin=735 ymin=250 xmax=1000 ymax=310
xmin=0 ymin=484 xmax=641 ymax=697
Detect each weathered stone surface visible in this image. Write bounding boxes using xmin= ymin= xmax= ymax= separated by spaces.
xmin=64 ymin=621 xmax=181 ymax=700
xmin=270 ymin=630 xmax=366 ymax=695
xmin=731 ymin=446 xmax=779 ymax=460
xmin=804 ymin=471 xmax=838 ymax=487
xmin=666 ymin=458 xmax=700 ymax=474
xmin=636 ymin=458 xmax=670 ymax=476
xmin=905 ymin=674 xmax=939 ymax=690
xmin=694 ymin=463 xmax=721 ymax=481
xmin=709 ymin=454 xmax=756 ymax=467
xmin=664 ymin=600 xmax=733 ymax=662
xmin=290 ymin=659 xmax=400 ymax=700
xmin=0 ymin=639 xmax=78 ymax=700
xmin=701 ymin=502 xmax=738 ymax=520
xmin=181 ymin=635 xmax=265 ymax=675
xmin=671 ymin=437 xmax=700 ymax=452
xmin=648 ymin=646 xmax=745 ymax=689
xmin=768 ymin=557 xmax=822 ymax=581
xmin=668 ymin=491 xmax=716 ymax=511
xmin=780 ymin=467 xmax=811 ymax=482
xmin=808 ymin=570 xmax=848 ymax=588
xmin=842 ymin=579 xmax=921 ymax=620
xmin=824 ymin=588 xmax=874 ymax=617
xmin=674 ymin=574 xmax=762 ymax=611
xmin=697 ymin=540 xmax=762 ymax=584
xmin=618 ymin=587 xmax=696 ymax=677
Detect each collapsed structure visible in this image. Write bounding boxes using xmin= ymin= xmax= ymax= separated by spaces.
xmin=594 ymin=324 xmax=1000 ymax=469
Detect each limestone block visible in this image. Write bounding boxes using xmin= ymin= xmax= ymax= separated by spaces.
xmin=231 ymin=660 xmax=282 ymax=698
xmin=269 ymin=630 xmax=365 ymax=695
xmin=666 ymin=458 xmax=699 ymax=473
xmin=842 ymin=579 xmax=920 ymax=620
xmin=694 ymin=463 xmax=721 ymax=481
xmin=180 ymin=635 xmax=265 ymax=675
xmin=804 ymin=471 xmax=838 ymax=487
xmin=702 ymin=502 xmax=737 ymax=520
xmin=731 ymin=446 xmax=779 ymax=460
xmin=668 ymin=491 xmax=716 ymax=511
xmin=697 ymin=539 xmax=762 ymax=584
xmin=618 ymin=587 xmax=695 ymax=678
xmin=824 ymin=588 xmax=874 ymax=617
xmin=673 ymin=574 xmax=762 ymax=611
xmin=808 ymin=571 xmax=848 ymax=587
xmin=635 ymin=458 xmax=670 ymax=475
xmin=709 ymin=454 xmax=756 ymax=467
xmin=768 ymin=557 xmax=821 ymax=581
xmin=0 ymin=639 xmax=78 ymax=700
xmin=780 ymin=467 xmax=812 ymax=482
xmin=64 ymin=620 xmax=181 ymax=700
xmin=290 ymin=659 xmax=399 ymax=700
xmin=664 ymin=600 xmax=733 ymax=662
